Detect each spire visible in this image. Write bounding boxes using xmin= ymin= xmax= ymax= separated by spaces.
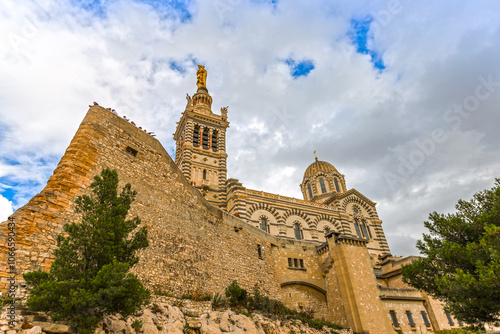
xmin=314 ymin=150 xmax=318 ymax=161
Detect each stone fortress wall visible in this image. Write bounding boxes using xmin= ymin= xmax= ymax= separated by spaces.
xmin=0 ymin=105 xmax=464 ymax=333
xmin=0 ymin=106 xmax=282 ymax=298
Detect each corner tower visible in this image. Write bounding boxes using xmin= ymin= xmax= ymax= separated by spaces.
xmin=173 ymin=65 xmax=230 ymax=209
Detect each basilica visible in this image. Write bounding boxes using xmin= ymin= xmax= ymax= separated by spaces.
xmin=175 ymin=65 xmax=390 ymax=255
xmin=0 ymin=65 xmax=464 ymax=334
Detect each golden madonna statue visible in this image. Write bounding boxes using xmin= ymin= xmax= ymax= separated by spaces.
xmin=196 ymin=65 xmax=207 ymax=88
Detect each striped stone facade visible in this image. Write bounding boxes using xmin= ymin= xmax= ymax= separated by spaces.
xmin=173 ymin=86 xmax=229 ymax=209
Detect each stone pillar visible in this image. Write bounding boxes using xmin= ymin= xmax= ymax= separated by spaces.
xmin=325 ymin=233 xmax=393 ymax=334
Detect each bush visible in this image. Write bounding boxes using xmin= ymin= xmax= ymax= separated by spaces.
xmin=23 ymin=169 xmax=150 ymax=334
xmin=132 ymin=319 xmax=142 ymax=332
xmin=191 ymin=291 xmax=207 ymax=302
xmin=211 ymin=292 xmax=225 ymax=309
xmin=225 ymin=281 xmax=247 ymax=306
xmin=435 ymin=329 xmax=485 ymax=334
xmin=221 ymin=281 xmax=344 ymax=331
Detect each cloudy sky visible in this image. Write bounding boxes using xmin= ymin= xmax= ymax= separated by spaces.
xmin=1 ymin=0 xmax=499 ymax=256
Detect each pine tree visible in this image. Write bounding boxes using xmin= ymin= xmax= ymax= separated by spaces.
xmin=23 ymin=169 xmax=150 ymax=333
xmin=402 ymin=179 xmax=500 ymax=324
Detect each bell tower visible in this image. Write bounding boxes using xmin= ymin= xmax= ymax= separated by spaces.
xmin=173 ymin=65 xmax=230 ymax=209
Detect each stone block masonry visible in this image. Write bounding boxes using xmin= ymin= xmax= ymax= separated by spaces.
xmin=0 ymin=106 xmax=281 ymax=299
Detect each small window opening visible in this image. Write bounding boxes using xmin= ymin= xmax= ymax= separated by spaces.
xmin=288 ymin=257 xmax=306 ymax=269
xmin=294 ymin=223 xmax=303 ymax=240
xmin=421 ymin=311 xmax=431 ymax=327
xmin=406 ymin=311 xmax=416 ymax=327
xmin=354 ymin=220 xmax=362 ymax=238
xmin=203 ymin=169 xmax=207 ymax=180
xmin=389 ymin=310 xmax=399 ymax=327
xmin=212 ymin=131 xmax=218 ymax=152
xmin=193 ymin=127 xmax=200 ymax=147
xmin=307 ymin=183 xmax=313 ymax=199
xmin=361 ymin=221 xmax=370 ymax=240
xmin=202 ymin=129 xmax=209 ymax=149
xmin=334 ymin=178 xmax=340 ymax=192
xmin=319 ymin=178 xmax=327 ymax=193
xmin=257 ymin=245 xmax=262 ymax=259
xmin=260 ymin=218 xmax=268 ymax=233
xmin=445 ymin=313 xmax=454 ymax=326
xmin=126 ymin=147 xmax=137 ymax=157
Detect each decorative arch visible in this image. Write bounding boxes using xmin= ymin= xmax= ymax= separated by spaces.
xmin=280 ymin=281 xmax=326 ymax=295
xmin=247 ymin=203 xmax=281 ymax=223
xmin=312 ymin=215 xmax=341 ymax=230
xmin=341 ymin=196 xmax=377 ymax=218
xmin=282 ymin=208 xmax=311 ymax=227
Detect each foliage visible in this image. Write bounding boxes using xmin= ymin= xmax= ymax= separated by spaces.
xmin=191 ymin=291 xmax=207 ymax=302
xmin=23 ymin=169 xmax=150 ymax=334
xmin=224 ymin=281 xmax=343 ymax=331
xmin=225 ymin=280 xmax=247 ymax=306
xmin=211 ymin=292 xmax=225 ymax=309
xmin=402 ymin=179 xmax=500 ymax=324
xmin=435 ymin=328 xmax=486 ymax=334
xmin=0 ymin=295 xmax=13 ymax=308
xmin=235 ymin=309 xmax=250 ymax=317
xmin=132 ymin=319 xmax=142 ymax=332
xmin=299 ymin=307 xmax=316 ymax=319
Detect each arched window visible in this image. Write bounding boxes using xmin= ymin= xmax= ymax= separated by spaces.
xmin=193 ymin=126 xmax=200 ymax=147
xmin=361 ymin=221 xmax=371 ymax=239
xmin=203 ymin=169 xmax=207 ymax=180
xmin=354 ymin=219 xmax=362 ymax=238
xmin=260 ymin=218 xmax=268 ymax=233
xmin=319 ymin=178 xmax=327 ymax=193
xmin=202 ymin=128 xmax=209 ymax=149
xmin=212 ymin=131 xmax=218 ymax=152
xmin=294 ymin=223 xmax=303 ymax=240
xmin=334 ymin=178 xmax=340 ymax=192
xmin=307 ymin=183 xmax=313 ymax=199
xmin=324 ymin=227 xmax=331 ymax=235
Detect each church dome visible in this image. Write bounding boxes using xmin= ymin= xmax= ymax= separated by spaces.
xmin=303 ymin=159 xmax=338 ymax=182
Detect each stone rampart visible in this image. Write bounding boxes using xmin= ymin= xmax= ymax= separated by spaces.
xmin=0 ymin=106 xmax=281 ymax=298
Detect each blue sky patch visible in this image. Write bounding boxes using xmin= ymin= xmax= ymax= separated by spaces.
xmin=137 ymin=0 xmax=192 ymax=22
xmin=349 ymin=16 xmax=385 ymax=70
xmin=0 ymin=184 xmax=16 ymax=203
xmin=284 ymin=59 xmax=314 ymax=78
xmin=169 ymin=61 xmax=186 ymax=74
xmin=73 ymin=0 xmax=107 ymax=17
xmin=250 ymin=0 xmax=278 ymax=9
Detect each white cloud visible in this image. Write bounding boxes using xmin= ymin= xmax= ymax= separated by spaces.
xmin=0 ymin=195 xmax=14 ymax=223
xmin=1 ymin=0 xmax=499 ymax=256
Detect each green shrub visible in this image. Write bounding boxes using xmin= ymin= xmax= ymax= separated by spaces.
xmin=222 ymin=281 xmax=343 ymax=331
xmin=435 ymin=328 xmax=485 ymax=334
xmin=211 ymin=292 xmax=225 ymax=309
xmin=235 ymin=309 xmax=250 ymax=317
xmin=225 ymin=281 xmax=247 ymax=306
xmin=132 ymin=319 xmax=142 ymax=332
xmin=0 ymin=295 xmax=14 ymax=308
